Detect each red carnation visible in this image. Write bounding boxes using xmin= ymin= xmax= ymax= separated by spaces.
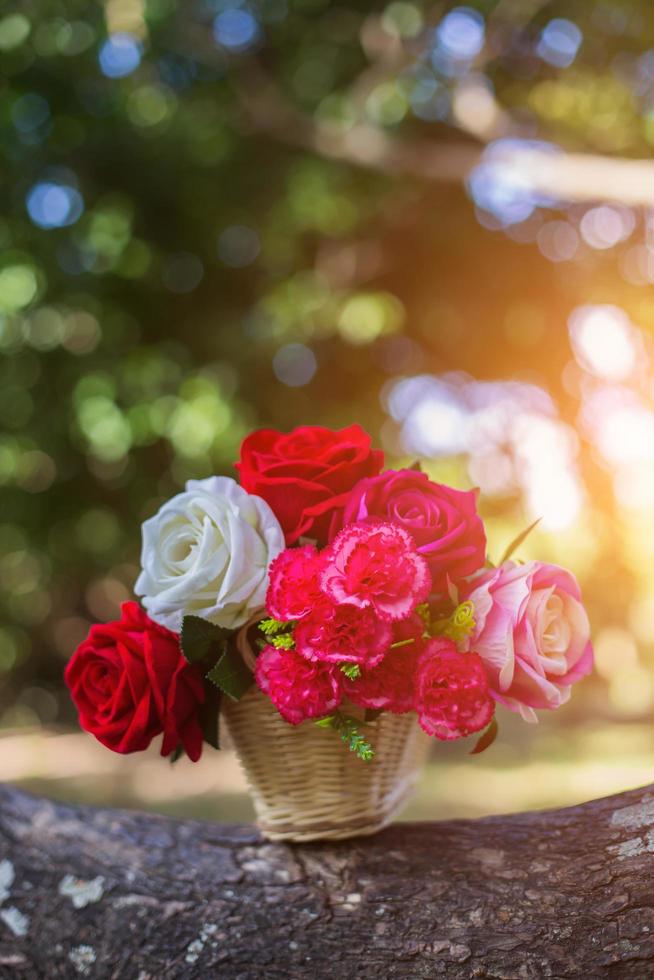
xmin=344 ymin=642 xmax=418 ymax=714
xmin=321 ymin=521 xmax=431 ymax=622
xmin=415 ymin=638 xmax=494 ymax=740
xmin=266 ymin=545 xmax=325 ymax=622
xmin=294 ymin=601 xmax=392 ymax=668
xmin=236 ymin=424 xmax=384 ymax=545
xmin=255 ymin=645 xmax=342 ymax=724
xmin=64 ymin=602 xmax=205 ymax=761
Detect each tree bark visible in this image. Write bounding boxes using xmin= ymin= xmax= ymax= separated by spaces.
xmin=0 ymin=782 xmax=653 ymax=978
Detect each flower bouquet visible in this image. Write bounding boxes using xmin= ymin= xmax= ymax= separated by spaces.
xmin=66 ymin=424 xmax=593 ymax=841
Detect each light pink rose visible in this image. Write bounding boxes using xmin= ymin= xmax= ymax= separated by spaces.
xmin=463 ymin=561 xmax=593 ymax=721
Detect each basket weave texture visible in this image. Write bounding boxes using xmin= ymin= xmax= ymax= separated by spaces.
xmin=222 ymin=686 xmax=431 ymax=842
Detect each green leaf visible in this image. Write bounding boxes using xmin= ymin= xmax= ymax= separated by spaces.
xmin=341 ymin=721 xmax=374 ymax=762
xmin=181 ymin=615 xmax=231 ymax=664
xmin=169 ymin=744 xmax=185 ymax=765
xmin=470 ymin=718 xmax=498 ymax=755
xmin=206 ymin=644 xmax=253 ymax=701
xmin=499 ymin=518 xmax=541 ymax=566
xmin=199 ymin=684 xmax=222 ymax=750
xmin=408 ymin=459 xmax=423 ymax=472
xmin=340 ymin=662 xmax=361 ymax=679
xmin=316 ymin=712 xmax=374 ymax=761
xmin=270 ymin=632 xmax=295 ymax=650
xmin=258 ymin=617 xmax=287 ymax=637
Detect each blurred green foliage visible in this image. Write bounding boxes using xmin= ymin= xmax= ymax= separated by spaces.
xmin=3 ymin=0 xmax=654 ymax=734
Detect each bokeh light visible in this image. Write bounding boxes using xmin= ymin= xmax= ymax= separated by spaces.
xmin=537 ymin=19 xmax=583 ymax=69
xmin=579 ymin=206 xmax=635 ymax=250
xmin=218 ymin=225 xmax=260 ymax=267
xmin=213 ymin=9 xmax=259 ymax=52
xmin=272 ymin=343 xmax=317 ymax=387
xmin=11 ymin=94 xmax=51 ymax=138
xmin=26 ymin=182 xmax=84 ymax=230
xmin=568 ymin=305 xmax=638 ymax=382
xmin=0 ymin=14 xmax=30 ymax=51
xmin=98 ymin=33 xmax=142 ymax=78
xmin=468 ymin=139 xmax=557 ymax=226
xmin=161 ymin=253 xmax=204 ymax=294
xmin=433 ymin=7 xmax=485 ymax=74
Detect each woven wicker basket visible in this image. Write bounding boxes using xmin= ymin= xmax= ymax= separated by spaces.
xmin=222 ymin=686 xmax=430 ymax=842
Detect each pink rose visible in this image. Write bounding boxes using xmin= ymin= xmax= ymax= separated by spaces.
xmin=333 ymin=469 xmax=486 ymax=593
xmin=463 ymin=561 xmax=593 ymax=721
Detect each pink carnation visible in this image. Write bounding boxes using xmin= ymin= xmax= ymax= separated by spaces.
xmin=321 ymin=522 xmax=431 ymax=622
xmin=344 ymin=642 xmax=418 ymax=714
xmin=415 ymin=638 xmax=494 ymax=740
xmin=266 ymin=545 xmax=324 ymax=621
xmin=294 ymin=602 xmax=392 ymax=668
xmin=254 ymin=645 xmax=342 ymax=724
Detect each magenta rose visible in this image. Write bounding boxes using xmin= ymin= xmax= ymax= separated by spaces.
xmin=463 ymin=561 xmax=593 ymax=721
xmin=333 ymin=469 xmax=486 ymax=593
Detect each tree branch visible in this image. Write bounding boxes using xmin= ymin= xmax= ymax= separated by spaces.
xmin=239 ymin=61 xmax=654 ymax=207
xmin=1 ymin=781 xmax=654 ymax=976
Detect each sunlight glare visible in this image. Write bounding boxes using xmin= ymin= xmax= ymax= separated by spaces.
xmin=596 ymin=402 xmax=654 ymax=464
xmin=514 ymin=414 xmax=582 ymax=529
xmin=568 ymin=305 xmax=638 ymax=382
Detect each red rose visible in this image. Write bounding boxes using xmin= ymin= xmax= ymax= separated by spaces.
xmin=333 ymin=469 xmax=487 ymax=593
xmin=236 ymin=425 xmax=384 ymax=545
xmin=64 ymin=602 xmax=205 ymax=761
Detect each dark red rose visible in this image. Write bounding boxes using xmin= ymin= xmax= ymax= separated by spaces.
xmin=236 ymin=425 xmax=384 ymax=545
xmin=64 ymin=602 xmax=205 ymax=761
xmin=333 ymin=469 xmax=486 ymax=592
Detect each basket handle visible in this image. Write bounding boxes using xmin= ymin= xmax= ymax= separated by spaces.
xmin=234 ymin=609 xmax=263 ymax=673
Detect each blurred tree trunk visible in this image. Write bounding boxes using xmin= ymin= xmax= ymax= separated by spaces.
xmin=0 ymin=782 xmax=653 ymax=978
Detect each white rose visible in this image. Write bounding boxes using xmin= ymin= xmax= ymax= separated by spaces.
xmin=134 ymin=476 xmax=285 ymax=632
